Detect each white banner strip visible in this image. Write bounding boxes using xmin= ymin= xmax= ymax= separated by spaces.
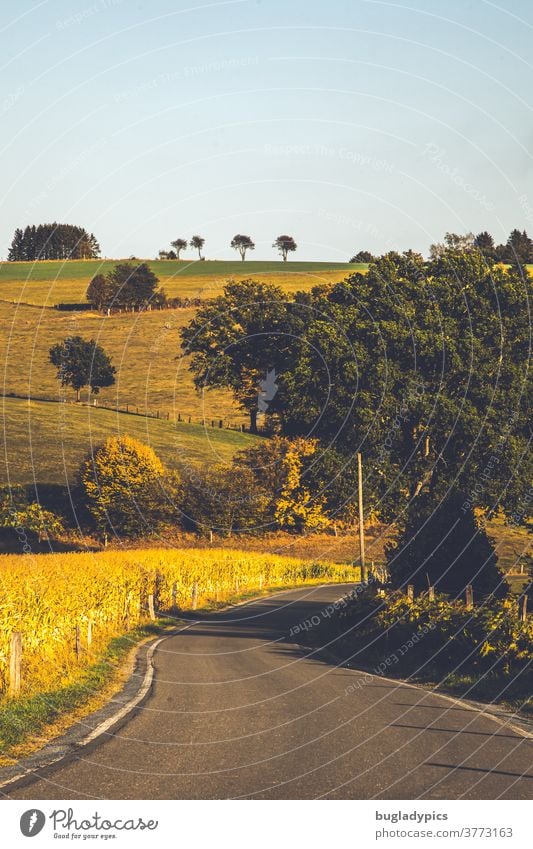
xmin=3 ymin=799 xmax=531 ymax=848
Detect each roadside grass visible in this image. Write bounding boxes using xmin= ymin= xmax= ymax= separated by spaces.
xmin=0 ymin=258 xmax=358 ymax=306
xmin=0 ymin=619 xmax=173 ymax=763
xmin=0 ymin=396 xmax=259 ymax=488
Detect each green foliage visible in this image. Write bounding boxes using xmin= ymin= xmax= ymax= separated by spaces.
xmin=0 ymin=484 xmax=64 ymax=542
xmin=386 ymin=490 xmax=508 ymax=599
xmin=7 ymin=223 xmax=100 ymax=261
xmin=273 ymin=234 xmax=297 ymax=261
xmin=87 ymin=262 xmax=162 ymax=311
xmin=231 ymin=234 xmax=255 ymax=260
xmin=49 ymin=335 xmax=116 ymax=400
xmin=180 ymin=279 xmax=291 ymax=432
xmin=235 ymin=437 xmax=330 ymax=532
xmin=184 ymin=464 xmax=268 ymax=535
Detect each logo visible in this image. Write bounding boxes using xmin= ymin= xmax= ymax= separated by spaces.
xmin=258 ymin=368 xmax=279 ymax=413
xmin=20 ymin=809 xmax=46 ymax=837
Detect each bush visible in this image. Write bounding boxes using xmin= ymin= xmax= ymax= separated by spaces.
xmin=78 ymin=435 xmax=182 ymax=538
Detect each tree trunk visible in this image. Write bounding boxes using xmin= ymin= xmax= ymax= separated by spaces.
xmin=250 ymin=408 xmax=258 ymax=434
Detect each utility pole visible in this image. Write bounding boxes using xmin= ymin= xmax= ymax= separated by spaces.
xmin=357 ymin=452 xmax=366 ymax=582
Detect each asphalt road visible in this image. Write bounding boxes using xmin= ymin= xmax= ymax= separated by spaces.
xmin=5 ymin=584 xmax=533 ymax=799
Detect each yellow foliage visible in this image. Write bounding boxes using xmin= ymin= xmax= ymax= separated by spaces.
xmin=0 ymin=548 xmax=354 ymax=699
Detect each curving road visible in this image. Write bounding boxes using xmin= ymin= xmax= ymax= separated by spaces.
xmin=5 ymin=584 xmax=533 ymax=799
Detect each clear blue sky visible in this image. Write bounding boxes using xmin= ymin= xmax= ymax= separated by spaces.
xmin=1 ymin=0 xmax=532 ymax=260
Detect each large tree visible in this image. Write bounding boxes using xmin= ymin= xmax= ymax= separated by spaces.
xmin=273 ymin=234 xmax=297 ymax=261
xmin=231 ymin=234 xmax=255 ymax=261
xmin=49 ymin=336 xmax=116 ymax=401
xmin=79 ymin=435 xmax=181 ymax=537
xmin=86 ymin=262 xmax=162 ymax=311
xmin=180 ymin=279 xmax=291 ymax=433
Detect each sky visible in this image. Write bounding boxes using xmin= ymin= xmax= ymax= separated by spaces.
xmin=1 ymin=0 xmax=533 ymax=261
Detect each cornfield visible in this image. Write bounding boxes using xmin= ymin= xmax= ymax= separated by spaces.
xmin=0 ymin=548 xmax=356 ymax=699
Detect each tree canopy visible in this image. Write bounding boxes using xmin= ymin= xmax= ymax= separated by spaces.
xmin=231 ymin=234 xmax=255 ymax=260
xmin=180 ymin=279 xmax=291 ymax=433
xmin=86 ymin=262 xmax=162 ymax=311
xmin=273 ymin=234 xmax=297 ymax=261
xmin=49 ymin=336 xmax=116 ymax=401
xmin=8 ymin=223 xmax=100 ymax=261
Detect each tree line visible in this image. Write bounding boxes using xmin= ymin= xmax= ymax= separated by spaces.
xmin=351 ymin=228 xmax=533 ymax=264
xmin=159 ymin=234 xmax=298 ymax=261
xmin=7 ymin=223 xmax=100 ymax=261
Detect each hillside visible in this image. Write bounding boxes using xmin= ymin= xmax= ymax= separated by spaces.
xmin=0 ymin=396 xmax=259 ymax=489
xmin=0 ymin=258 xmax=359 ymax=307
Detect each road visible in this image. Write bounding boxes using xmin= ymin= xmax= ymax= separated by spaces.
xmin=5 ymin=584 xmax=533 ymax=799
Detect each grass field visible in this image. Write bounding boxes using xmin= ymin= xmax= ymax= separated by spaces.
xmin=0 ymin=258 xmax=359 ymax=307
xmin=0 ymin=301 xmax=240 ymax=419
xmin=0 ymin=396 xmax=258 ymax=488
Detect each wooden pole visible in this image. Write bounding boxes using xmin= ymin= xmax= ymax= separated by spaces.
xmin=9 ymin=632 xmax=22 ymax=697
xmin=148 ymin=593 xmax=155 ymax=620
xmin=172 ymin=582 xmax=178 ymax=609
xmin=520 ymin=594 xmax=528 ymax=622
xmin=357 ymin=452 xmax=366 ymax=581
xmin=191 ymin=581 xmax=198 ymax=610
xmin=407 ymin=584 xmax=414 ymax=602
xmin=465 ymin=585 xmax=474 ymax=610
xmin=75 ymin=624 xmax=81 ymax=660
xmin=428 ymin=586 xmax=435 ymax=601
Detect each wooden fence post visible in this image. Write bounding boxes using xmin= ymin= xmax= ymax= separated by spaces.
xmin=75 ymin=624 xmax=81 ymax=660
xmin=9 ymin=632 xmax=22 ymax=697
xmin=465 ymin=585 xmax=474 ymax=610
xmin=209 ymin=529 xmax=213 ymax=543
xmin=148 ymin=593 xmax=155 ymax=620
xmin=428 ymin=586 xmax=435 ymax=601
xmin=191 ymin=582 xmax=199 ymax=610
xmin=407 ymin=584 xmax=414 ymax=602
xmin=172 ymin=582 xmax=178 ymax=609
xmin=520 ymin=594 xmax=528 ymax=622
xmin=259 ymin=574 xmax=263 ymax=591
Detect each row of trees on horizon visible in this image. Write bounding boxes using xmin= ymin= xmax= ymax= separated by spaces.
xmin=7 ymin=223 xmax=533 ymax=265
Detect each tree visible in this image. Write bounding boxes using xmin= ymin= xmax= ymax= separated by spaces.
xmin=79 ymin=435 xmax=181 ymax=537
xmin=386 ymin=489 xmax=507 ymax=599
xmin=86 ymin=274 xmax=113 ymax=311
xmin=184 ymin=464 xmax=268 ymax=536
xmin=429 ymin=231 xmax=474 ymax=259
xmin=180 ymin=279 xmax=290 ymax=433
xmin=273 ymin=234 xmax=297 ymax=261
xmin=231 ymin=234 xmax=255 ymax=261
xmin=503 ymin=229 xmax=533 ymax=265
xmin=473 ymin=231 xmax=496 ymax=259
xmin=190 ymin=235 xmax=205 ymax=259
xmin=86 ymin=262 xmax=163 ymax=312
xmin=270 ymin=249 xmax=531 ymax=589
xmin=107 ymin=262 xmax=160 ymax=310
xmin=7 ymin=223 xmax=100 ymax=261
xmin=49 ymin=336 xmax=116 ymax=401
xmin=350 ymin=250 xmax=374 ymax=263
xmin=235 ymin=437 xmax=330 ymax=532
xmin=171 ymin=238 xmax=188 ymax=259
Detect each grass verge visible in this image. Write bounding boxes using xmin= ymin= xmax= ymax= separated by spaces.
xmin=0 ymin=619 xmax=173 ymax=764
